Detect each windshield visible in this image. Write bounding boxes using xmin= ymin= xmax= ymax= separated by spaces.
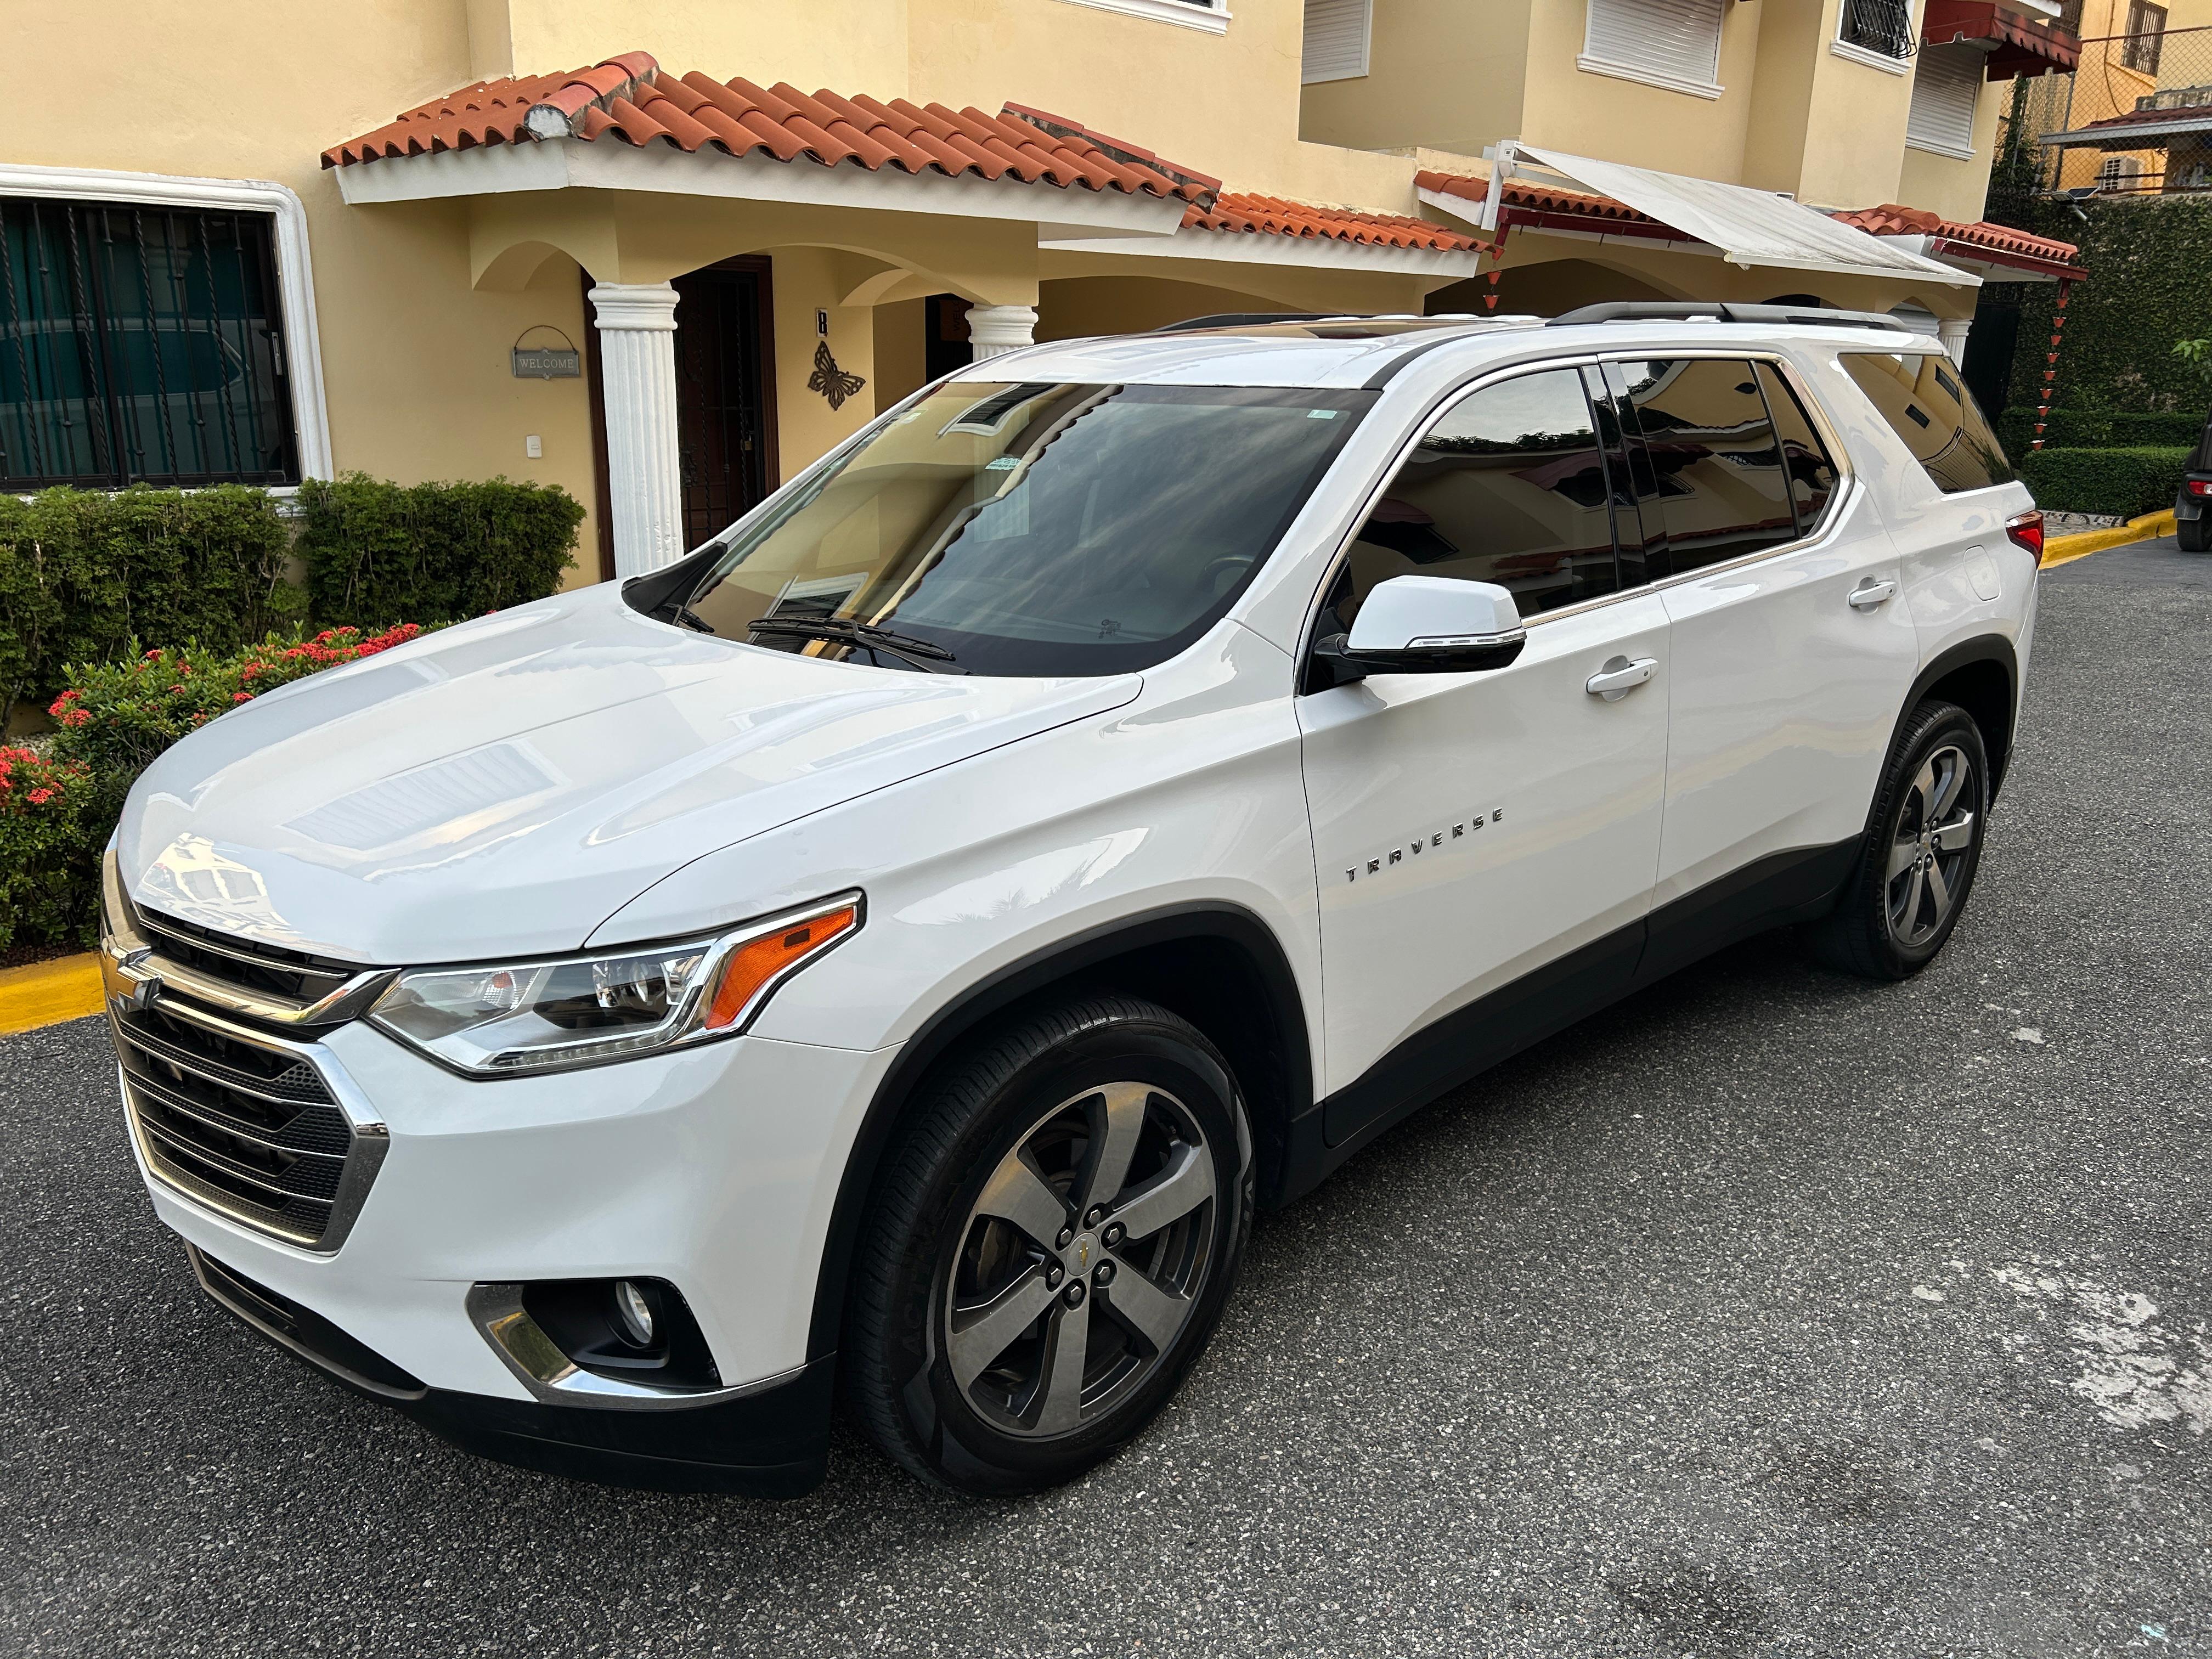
xmin=678 ymin=381 xmax=1374 ymax=676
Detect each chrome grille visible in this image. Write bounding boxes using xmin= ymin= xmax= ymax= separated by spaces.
xmin=133 ymin=906 xmax=361 ymax=1011
xmin=109 ymin=989 xmax=386 ymax=1252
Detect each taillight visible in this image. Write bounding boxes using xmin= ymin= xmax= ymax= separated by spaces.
xmin=2188 ymin=478 xmax=2212 ymax=498
xmin=2006 ymin=510 xmax=2046 ymax=563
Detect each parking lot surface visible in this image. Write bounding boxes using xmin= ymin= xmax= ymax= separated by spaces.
xmin=3 ymin=538 xmax=2208 ymax=1658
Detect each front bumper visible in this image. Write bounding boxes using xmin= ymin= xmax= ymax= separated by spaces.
xmin=189 ymin=1243 xmax=836 ymax=1493
xmin=117 ymin=984 xmax=896 ymax=1490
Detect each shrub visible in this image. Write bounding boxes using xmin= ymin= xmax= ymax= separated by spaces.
xmin=48 ymin=625 xmax=426 ymax=828
xmin=18 ymin=625 xmax=427 ymax=947
xmin=297 ymin=473 xmax=584 ymax=628
xmin=2017 ymin=446 xmax=2192 ymax=518
xmin=0 ymin=484 xmax=298 ymax=727
xmin=0 ymin=744 xmax=99 ymax=952
xmin=1997 ymin=408 xmax=2207 ymax=455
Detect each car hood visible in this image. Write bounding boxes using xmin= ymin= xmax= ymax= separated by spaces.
xmin=119 ymin=586 xmax=1141 ymax=964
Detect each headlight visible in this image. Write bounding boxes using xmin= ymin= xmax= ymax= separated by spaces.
xmin=369 ymin=894 xmax=861 ymax=1076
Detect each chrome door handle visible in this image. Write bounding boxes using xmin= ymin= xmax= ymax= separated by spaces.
xmin=1848 ymin=579 xmax=1898 ymax=610
xmin=1585 ymin=656 xmax=1657 ymax=702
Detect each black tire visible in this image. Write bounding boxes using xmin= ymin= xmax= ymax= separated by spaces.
xmin=1805 ymin=699 xmax=1990 ymax=981
xmin=2178 ymin=514 xmax=2209 ymax=554
xmin=844 ymin=993 xmax=1253 ymax=1495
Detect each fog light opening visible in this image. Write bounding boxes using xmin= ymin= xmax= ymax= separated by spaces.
xmin=614 ymin=1279 xmax=656 ymax=1347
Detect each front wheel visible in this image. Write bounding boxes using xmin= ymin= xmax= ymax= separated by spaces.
xmin=1806 ymin=699 xmax=1990 ymax=980
xmin=844 ymin=994 xmax=1252 ymax=1494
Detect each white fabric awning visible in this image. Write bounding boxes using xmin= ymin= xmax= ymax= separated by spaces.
xmin=1508 ymin=144 xmax=1978 ymax=289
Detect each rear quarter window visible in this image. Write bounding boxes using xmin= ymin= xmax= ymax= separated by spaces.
xmin=1839 ymin=349 xmax=2016 ymax=495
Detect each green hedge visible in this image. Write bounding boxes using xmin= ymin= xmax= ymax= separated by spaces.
xmin=297 ymin=473 xmax=584 ymax=629
xmin=1999 ymin=196 xmax=2212 ymax=420
xmin=0 ymin=485 xmax=298 ymax=727
xmin=1997 ymin=407 xmax=2205 ymax=456
xmin=0 ymin=476 xmax=582 ymax=729
xmin=2017 ymin=446 xmax=2191 ymax=518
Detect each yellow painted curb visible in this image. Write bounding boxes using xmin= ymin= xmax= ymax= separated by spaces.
xmin=0 ymin=952 xmax=105 ymax=1036
xmin=2041 ymin=509 xmax=2178 ymax=571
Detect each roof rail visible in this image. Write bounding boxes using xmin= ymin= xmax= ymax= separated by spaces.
xmin=1545 ymin=301 xmax=1916 ymax=334
xmin=1155 ymin=312 xmax=1353 ymax=332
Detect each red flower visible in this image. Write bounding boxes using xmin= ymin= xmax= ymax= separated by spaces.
xmin=58 ymin=708 xmax=91 ymax=728
xmin=26 ymin=787 xmax=52 ymax=805
xmin=240 ymin=664 xmax=262 ymax=680
xmin=232 ymin=692 xmax=252 ymax=703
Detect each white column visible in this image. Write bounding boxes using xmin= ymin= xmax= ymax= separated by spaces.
xmin=966 ymin=304 xmax=1037 ymax=360
xmin=1937 ymin=315 xmax=1972 ymax=369
xmin=588 ymin=281 xmax=685 ymax=578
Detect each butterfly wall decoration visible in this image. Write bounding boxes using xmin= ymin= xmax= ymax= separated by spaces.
xmin=808 ymin=340 xmax=866 ymax=411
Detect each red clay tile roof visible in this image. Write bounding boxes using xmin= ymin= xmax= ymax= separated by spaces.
xmin=1184 ymin=191 xmax=1482 ymax=251
xmin=1001 ymin=104 xmax=1222 ymax=206
xmin=321 ymin=53 xmax=1199 ymax=201
xmin=1921 ymin=1 xmax=2080 ymax=77
xmin=1830 ymin=203 xmax=2081 ymax=268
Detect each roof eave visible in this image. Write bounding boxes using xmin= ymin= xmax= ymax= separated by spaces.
xmin=332 ymin=134 xmax=1189 ymax=237
xmin=1040 ymin=224 xmax=1487 ymax=278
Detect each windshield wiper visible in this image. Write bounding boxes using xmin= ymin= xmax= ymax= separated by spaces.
xmin=745 ymin=617 xmax=966 ymax=674
xmin=668 ymin=601 xmax=717 ymax=634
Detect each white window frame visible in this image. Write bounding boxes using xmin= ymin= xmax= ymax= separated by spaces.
xmin=1578 ymin=0 xmax=1728 ymax=101
xmin=1302 ymin=0 xmax=1372 ymax=83
xmin=1830 ymin=0 xmax=1917 ymax=76
xmin=0 ymin=163 xmax=332 ymax=489
xmin=1049 ymin=0 xmax=1231 ymax=33
xmin=1904 ymin=42 xmax=1983 ymax=159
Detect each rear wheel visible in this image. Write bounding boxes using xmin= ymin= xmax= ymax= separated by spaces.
xmin=844 ymin=994 xmax=1252 ymax=1494
xmin=2178 ymin=514 xmax=2209 ymax=554
xmin=1807 ymin=700 xmax=1989 ymax=980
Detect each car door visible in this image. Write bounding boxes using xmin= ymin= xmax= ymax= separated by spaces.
xmin=1609 ymin=353 xmax=1921 ymax=978
xmin=1297 ymin=365 xmax=1669 ymax=1149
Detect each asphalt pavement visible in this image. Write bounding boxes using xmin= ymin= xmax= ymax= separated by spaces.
xmin=3 ymin=538 xmax=2208 ymax=1657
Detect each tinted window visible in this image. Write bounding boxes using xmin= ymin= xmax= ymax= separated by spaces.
xmin=1617 ymin=358 xmax=1798 ymax=573
xmin=1754 ymin=362 xmax=1841 ymax=534
xmin=1840 ymin=350 xmax=2016 ymax=495
xmin=1336 ymin=369 xmax=1619 ymax=627
xmin=1592 ymin=363 xmax=1667 ymax=590
xmin=680 ymin=381 xmax=1371 ymax=676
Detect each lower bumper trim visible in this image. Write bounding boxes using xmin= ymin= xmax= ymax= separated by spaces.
xmin=188 ymin=1245 xmax=834 ymax=1497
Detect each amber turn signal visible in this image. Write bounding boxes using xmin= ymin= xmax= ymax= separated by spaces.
xmin=703 ymin=903 xmax=860 ymax=1031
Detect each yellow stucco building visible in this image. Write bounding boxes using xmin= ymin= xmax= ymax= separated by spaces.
xmin=2 ymin=0 xmax=2088 ymax=585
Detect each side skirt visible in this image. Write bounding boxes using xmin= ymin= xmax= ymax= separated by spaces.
xmin=1274 ymin=839 xmax=1857 ymax=1206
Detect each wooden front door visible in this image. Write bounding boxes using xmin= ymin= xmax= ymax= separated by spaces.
xmin=672 ymin=260 xmax=777 ymax=550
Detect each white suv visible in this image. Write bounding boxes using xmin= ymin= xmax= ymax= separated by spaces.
xmin=100 ymin=304 xmax=2042 ymax=1497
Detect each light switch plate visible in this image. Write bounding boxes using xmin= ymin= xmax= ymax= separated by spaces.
xmin=524 ymin=435 xmax=543 ymax=459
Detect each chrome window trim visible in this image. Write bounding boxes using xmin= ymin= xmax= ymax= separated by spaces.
xmin=1293 ymin=347 xmax=1859 ymax=669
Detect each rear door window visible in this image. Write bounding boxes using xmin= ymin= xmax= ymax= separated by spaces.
xmin=1335 ymin=367 xmax=1621 ymax=627
xmin=1615 ymin=357 xmax=1799 ymax=574
xmin=1839 ymin=349 xmax=2016 ymax=495
xmin=1753 ymin=362 xmax=1842 ymax=535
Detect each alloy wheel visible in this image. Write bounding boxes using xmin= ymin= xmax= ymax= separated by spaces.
xmin=943 ymin=1081 xmax=1217 ymax=1439
xmin=1884 ymin=742 xmax=1977 ymax=948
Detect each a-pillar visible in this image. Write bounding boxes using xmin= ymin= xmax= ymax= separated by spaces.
xmin=588 ymin=281 xmax=685 ymax=577
xmin=966 ymin=304 xmax=1038 ymax=360
xmin=1937 ymin=315 xmax=1972 ymax=369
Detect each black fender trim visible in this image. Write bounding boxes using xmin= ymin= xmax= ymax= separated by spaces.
xmin=803 ymin=902 xmax=1314 ymax=1361
xmin=1900 ymin=634 xmax=2019 ymax=799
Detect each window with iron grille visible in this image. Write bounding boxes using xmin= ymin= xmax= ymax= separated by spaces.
xmin=1838 ymin=0 xmax=1916 ymax=61
xmin=0 ymin=196 xmax=298 ymax=492
xmin=2122 ymin=2 xmax=2167 ymax=74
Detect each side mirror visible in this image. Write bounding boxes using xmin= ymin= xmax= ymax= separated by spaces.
xmin=1316 ymin=575 xmax=1526 ymax=682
